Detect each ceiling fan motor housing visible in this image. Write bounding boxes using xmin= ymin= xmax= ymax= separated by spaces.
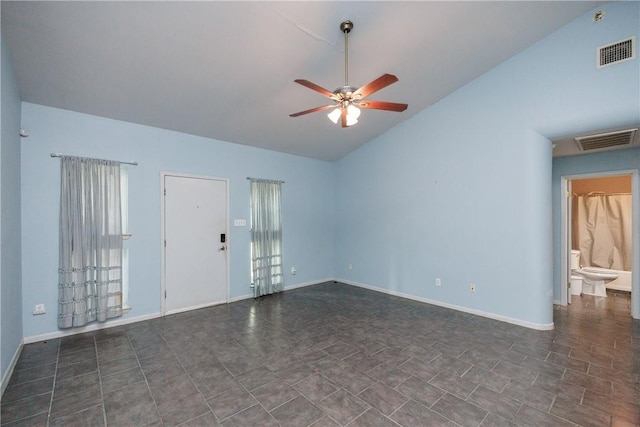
xmin=334 ymin=86 xmax=358 ymax=97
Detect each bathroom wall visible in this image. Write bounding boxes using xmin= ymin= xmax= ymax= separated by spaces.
xmin=572 ymin=175 xmax=631 ymax=195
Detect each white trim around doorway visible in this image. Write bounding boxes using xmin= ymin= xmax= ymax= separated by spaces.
xmin=160 ymin=171 xmax=231 ymax=316
xmin=560 ymin=169 xmax=639 ymax=319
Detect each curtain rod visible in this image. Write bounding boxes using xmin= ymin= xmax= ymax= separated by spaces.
xmin=247 ymin=177 xmax=285 ymax=184
xmin=50 ymin=153 xmax=138 ymax=166
xmin=573 ymin=192 xmax=631 ymax=197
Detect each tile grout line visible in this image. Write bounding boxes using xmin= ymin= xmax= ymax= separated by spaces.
xmin=45 ymin=340 xmax=61 ymax=427
xmin=129 ymin=330 xmax=164 ymax=426
xmin=7 ymin=285 xmax=638 ymax=427
xmin=94 ymin=336 xmax=109 ymax=427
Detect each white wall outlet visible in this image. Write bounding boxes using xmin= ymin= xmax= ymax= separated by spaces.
xmin=33 ymin=304 xmax=46 ymax=315
xmin=348 ymin=263 xmax=353 ymax=270
xmin=435 ymin=278 xmax=441 ymax=287
xmin=470 ymin=283 xmax=476 ymax=292
xmin=291 ymin=267 xmax=297 ymax=275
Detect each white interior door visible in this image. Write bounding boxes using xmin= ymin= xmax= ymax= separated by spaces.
xmin=163 ymin=174 xmax=228 ymax=314
xmin=566 ymin=179 xmax=573 ymax=305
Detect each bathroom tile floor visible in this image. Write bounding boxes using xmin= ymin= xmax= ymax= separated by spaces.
xmin=2 ymin=283 xmax=638 ymax=426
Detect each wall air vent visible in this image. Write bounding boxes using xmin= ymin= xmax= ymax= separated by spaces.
xmin=597 ymin=37 xmax=635 ymax=68
xmin=575 ymin=129 xmax=637 ymax=152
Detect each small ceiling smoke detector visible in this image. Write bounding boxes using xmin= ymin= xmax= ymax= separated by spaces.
xmin=19 ymin=129 xmax=29 ymax=137
xmin=575 ymin=128 xmax=637 ymax=152
xmin=593 ymin=11 xmax=605 ymax=22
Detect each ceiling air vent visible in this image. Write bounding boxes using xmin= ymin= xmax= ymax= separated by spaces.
xmin=597 ymin=37 xmax=635 ymax=68
xmin=575 ymin=129 xmax=637 ymax=152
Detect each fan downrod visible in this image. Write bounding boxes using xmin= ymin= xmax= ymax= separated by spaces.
xmin=340 ymin=20 xmax=353 ymax=34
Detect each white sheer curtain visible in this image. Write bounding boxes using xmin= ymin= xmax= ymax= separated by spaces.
xmin=250 ymin=179 xmax=283 ymax=297
xmin=573 ymin=193 xmax=632 ymax=271
xmin=58 ymin=156 xmax=123 ymax=328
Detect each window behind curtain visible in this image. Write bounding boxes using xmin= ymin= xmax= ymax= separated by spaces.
xmin=58 ymin=156 xmax=123 ymax=328
xmin=120 ymin=166 xmax=130 ymax=309
xmin=249 ymin=180 xmax=283 ymax=297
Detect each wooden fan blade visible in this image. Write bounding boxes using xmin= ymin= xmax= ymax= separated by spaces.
xmin=341 ymin=107 xmax=347 ymax=128
xmin=358 ymin=100 xmax=408 ymax=112
xmin=294 ymin=79 xmax=339 ymax=100
xmin=353 ymin=74 xmax=399 ymax=99
xmin=289 ymin=104 xmax=337 ymax=117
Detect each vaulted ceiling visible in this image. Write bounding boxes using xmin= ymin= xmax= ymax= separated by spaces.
xmin=2 ymin=1 xmax=601 ymax=161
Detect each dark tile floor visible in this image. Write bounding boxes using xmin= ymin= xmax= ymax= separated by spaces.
xmin=2 ymin=282 xmax=639 ymax=426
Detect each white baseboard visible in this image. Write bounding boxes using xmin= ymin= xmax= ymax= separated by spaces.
xmin=229 ymin=278 xmax=336 ymax=303
xmin=285 ymin=278 xmax=334 ymax=291
xmin=1 ymin=339 xmax=24 ymax=396
xmin=23 ymin=312 xmax=162 ymax=344
xmin=24 ymin=280 xmax=333 ymax=345
xmin=21 ymin=277 xmax=552 ymax=348
xmin=229 ymin=293 xmax=253 ymax=303
xmin=340 ymin=279 xmax=554 ymax=331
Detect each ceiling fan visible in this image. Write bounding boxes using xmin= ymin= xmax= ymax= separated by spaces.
xmin=290 ymin=20 xmax=408 ymax=128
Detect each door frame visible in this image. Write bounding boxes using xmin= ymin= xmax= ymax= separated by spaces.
xmin=160 ymin=171 xmax=230 ymax=316
xmin=560 ymin=169 xmax=639 ymax=319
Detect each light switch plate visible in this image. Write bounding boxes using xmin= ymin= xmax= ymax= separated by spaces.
xmin=234 ymin=219 xmax=247 ymax=227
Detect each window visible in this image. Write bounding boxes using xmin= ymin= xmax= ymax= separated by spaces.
xmin=249 ymin=179 xmax=284 ymax=297
xmin=58 ymin=157 xmax=124 ymax=328
xmin=120 ymin=166 xmax=130 ymax=309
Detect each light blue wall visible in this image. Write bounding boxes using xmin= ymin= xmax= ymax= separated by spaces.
xmin=1 ymin=37 xmax=24 ymax=388
xmin=334 ymin=2 xmax=639 ymax=328
xmin=12 ymin=2 xmax=640 ymax=341
xmin=20 ymin=103 xmax=336 ymax=338
xmin=552 ymin=148 xmax=640 ymax=314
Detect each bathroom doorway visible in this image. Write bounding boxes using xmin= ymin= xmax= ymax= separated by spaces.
xmin=560 ymin=170 xmax=639 ymax=318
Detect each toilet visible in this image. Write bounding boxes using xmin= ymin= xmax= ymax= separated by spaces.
xmin=571 ymin=250 xmax=617 ymax=297
xmin=570 ymin=250 xmax=583 ymax=296
xmin=570 ymin=274 xmax=583 ymax=296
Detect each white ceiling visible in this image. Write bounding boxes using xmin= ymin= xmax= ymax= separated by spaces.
xmin=2 ymin=1 xmax=602 ymax=161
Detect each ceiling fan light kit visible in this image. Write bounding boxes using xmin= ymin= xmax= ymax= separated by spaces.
xmin=290 ymin=20 xmax=408 ymax=128
xmin=328 ymin=103 xmax=360 ymax=126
